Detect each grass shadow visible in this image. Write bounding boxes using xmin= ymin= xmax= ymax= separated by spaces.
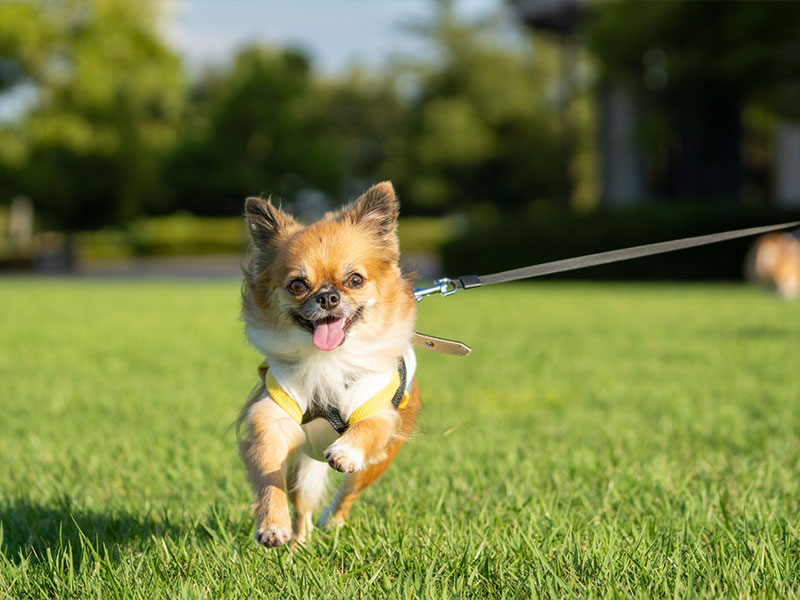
xmin=729 ymin=326 xmax=799 ymax=340
xmin=0 ymin=495 xmax=185 ymax=565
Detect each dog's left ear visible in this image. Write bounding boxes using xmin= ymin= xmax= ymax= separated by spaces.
xmin=341 ymin=181 xmax=399 ymax=240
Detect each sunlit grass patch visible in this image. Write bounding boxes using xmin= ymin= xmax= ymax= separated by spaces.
xmin=0 ymin=280 xmax=798 ymax=598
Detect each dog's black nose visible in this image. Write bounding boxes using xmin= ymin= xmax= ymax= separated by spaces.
xmin=315 ymin=289 xmax=340 ymax=310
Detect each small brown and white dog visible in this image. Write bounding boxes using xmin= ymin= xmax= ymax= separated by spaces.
xmin=745 ymin=232 xmax=800 ymax=300
xmin=237 ymin=182 xmax=421 ymax=548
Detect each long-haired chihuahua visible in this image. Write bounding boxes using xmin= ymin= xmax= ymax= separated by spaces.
xmin=237 ymin=182 xmax=420 ymax=548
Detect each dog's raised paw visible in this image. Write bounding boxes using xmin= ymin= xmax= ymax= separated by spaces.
xmin=324 ymin=440 xmax=364 ymax=473
xmin=255 ymin=524 xmax=291 ymax=548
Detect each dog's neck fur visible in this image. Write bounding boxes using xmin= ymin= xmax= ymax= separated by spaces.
xmin=246 ymin=313 xmax=412 ymax=413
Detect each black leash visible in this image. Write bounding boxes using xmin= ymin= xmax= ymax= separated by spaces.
xmin=414 ymin=220 xmax=800 ymax=300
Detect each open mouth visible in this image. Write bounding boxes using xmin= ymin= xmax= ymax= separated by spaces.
xmin=292 ymin=307 xmax=363 ymax=351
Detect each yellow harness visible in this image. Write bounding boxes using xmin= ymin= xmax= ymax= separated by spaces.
xmin=258 ymin=360 xmax=410 ymax=432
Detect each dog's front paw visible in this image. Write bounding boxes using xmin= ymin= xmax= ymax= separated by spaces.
xmin=255 ymin=524 xmax=291 ymax=548
xmin=324 ymin=440 xmax=365 ymax=473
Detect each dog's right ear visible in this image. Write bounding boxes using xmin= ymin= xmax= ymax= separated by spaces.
xmin=244 ymin=196 xmax=294 ymax=247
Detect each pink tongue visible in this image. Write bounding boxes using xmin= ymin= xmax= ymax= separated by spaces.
xmin=312 ymin=318 xmax=345 ymax=351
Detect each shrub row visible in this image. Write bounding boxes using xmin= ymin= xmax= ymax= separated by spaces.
xmin=77 ymin=214 xmax=460 ymax=259
xmin=441 ymin=204 xmax=800 ymax=281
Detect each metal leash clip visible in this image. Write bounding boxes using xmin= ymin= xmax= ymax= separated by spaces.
xmin=413 ymin=278 xmax=459 ymax=302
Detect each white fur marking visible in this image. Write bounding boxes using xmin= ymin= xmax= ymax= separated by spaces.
xmin=290 ymin=452 xmax=330 ymax=505
xmin=325 ymin=439 xmax=365 ymax=472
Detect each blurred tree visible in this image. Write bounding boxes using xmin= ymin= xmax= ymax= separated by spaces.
xmin=305 ymin=1 xmax=565 ymax=215
xmin=167 ymin=47 xmax=343 ymax=216
xmin=383 ymin=0 xmax=562 ymax=214
xmin=313 ymin=69 xmax=406 ymax=202
xmin=584 ymin=0 xmax=800 ymax=202
xmin=0 ymin=0 xmax=183 ymax=231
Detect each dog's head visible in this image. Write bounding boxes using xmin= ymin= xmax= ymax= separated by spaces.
xmin=242 ymin=182 xmax=416 ymax=359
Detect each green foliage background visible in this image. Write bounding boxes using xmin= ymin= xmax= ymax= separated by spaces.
xmin=0 ymin=0 xmax=183 ymax=229
xmin=0 ymin=0 xmax=581 ymax=229
xmin=2 ymin=0 xmax=798 ymax=235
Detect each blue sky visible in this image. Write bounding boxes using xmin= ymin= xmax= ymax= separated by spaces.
xmin=0 ymin=1 xmax=511 ymax=121
xmin=165 ymin=0 xmax=507 ymax=74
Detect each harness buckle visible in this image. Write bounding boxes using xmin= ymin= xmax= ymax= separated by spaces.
xmin=413 ymin=278 xmax=458 ymax=301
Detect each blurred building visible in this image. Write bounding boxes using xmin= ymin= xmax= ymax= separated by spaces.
xmin=511 ymin=0 xmax=800 ymax=209
xmin=776 ymin=124 xmax=800 ymax=207
xmin=511 ymin=0 xmax=645 ymax=207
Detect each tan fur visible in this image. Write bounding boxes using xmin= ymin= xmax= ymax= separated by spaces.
xmin=745 ymin=233 xmax=800 ymax=299
xmin=238 ymin=397 xmax=305 ymax=547
xmin=238 ymin=182 xmax=420 ymax=548
xmin=320 ymin=379 xmax=421 ymax=528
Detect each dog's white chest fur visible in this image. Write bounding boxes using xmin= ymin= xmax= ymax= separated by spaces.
xmin=265 ymin=346 xmax=416 ymax=462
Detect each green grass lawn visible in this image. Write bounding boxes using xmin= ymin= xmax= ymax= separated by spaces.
xmin=1 ymin=280 xmax=798 ymax=599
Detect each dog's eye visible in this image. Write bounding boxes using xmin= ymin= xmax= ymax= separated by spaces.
xmin=287 ymin=279 xmax=309 ymax=295
xmin=346 ymin=273 xmax=365 ymax=288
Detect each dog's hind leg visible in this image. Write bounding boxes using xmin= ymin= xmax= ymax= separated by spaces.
xmin=319 ymin=381 xmax=420 ymax=529
xmin=318 ymin=454 xmax=395 ymax=529
xmin=287 ymin=453 xmax=329 ymax=546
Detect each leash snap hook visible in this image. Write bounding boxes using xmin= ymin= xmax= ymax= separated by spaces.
xmin=437 ymin=277 xmax=459 ymax=297
xmin=413 ymin=278 xmax=458 ymax=302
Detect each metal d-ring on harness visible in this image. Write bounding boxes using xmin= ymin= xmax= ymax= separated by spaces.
xmin=413 ymin=221 xmax=800 ymax=302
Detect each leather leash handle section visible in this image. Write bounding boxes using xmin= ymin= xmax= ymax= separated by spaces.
xmin=412 ymin=332 xmax=471 ymax=356
xmin=458 ymin=275 xmax=482 ymax=289
xmin=454 ymin=220 xmax=800 ymax=289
